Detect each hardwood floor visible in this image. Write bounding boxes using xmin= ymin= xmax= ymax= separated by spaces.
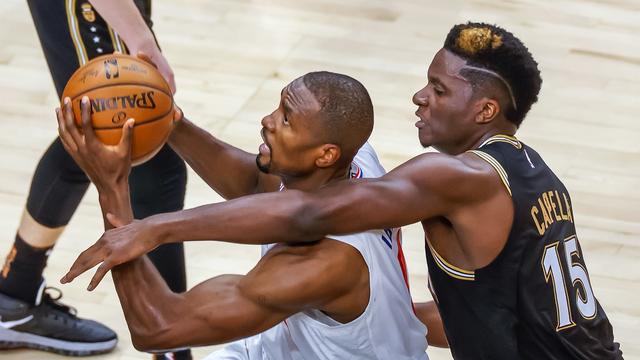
xmin=0 ymin=0 xmax=637 ymax=358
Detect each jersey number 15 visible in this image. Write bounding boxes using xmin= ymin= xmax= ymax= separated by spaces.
xmin=541 ymin=235 xmax=597 ymax=331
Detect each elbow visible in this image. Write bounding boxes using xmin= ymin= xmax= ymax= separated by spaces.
xmin=129 ymin=321 xmax=180 ymax=352
xmin=132 ymin=340 xmax=152 ymax=353
xmin=130 ymin=329 xmax=155 ymax=352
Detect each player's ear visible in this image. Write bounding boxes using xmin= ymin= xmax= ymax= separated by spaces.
xmin=315 ymin=144 xmax=340 ymax=168
xmin=474 ymin=98 xmax=500 ymax=124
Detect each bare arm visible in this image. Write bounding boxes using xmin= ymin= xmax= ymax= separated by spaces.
xmin=89 ymin=0 xmax=176 ymax=93
xmin=414 ymin=301 xmax=448 ymax=348
xmin=168 ymin=117 xmax=280 ymax=199
xmin=63 ymin=147 xmax=504 ymax=285
xmin=151 ymin=151 xmax=498 ymax=244
xmin=113 ymin=239 xmax=364 ymax=351
xmin=89 ymin=0 xmax=150 ymax=52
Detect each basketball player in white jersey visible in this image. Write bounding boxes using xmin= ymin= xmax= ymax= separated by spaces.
xmin=58 ymin=71 xmax=442 ymax=358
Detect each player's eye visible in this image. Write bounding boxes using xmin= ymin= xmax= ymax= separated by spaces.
xmin=427 ymin=81 xmax=444 ymax=96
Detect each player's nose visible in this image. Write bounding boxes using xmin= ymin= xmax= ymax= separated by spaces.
xmin=261 ymin=115 xmax=275 ymax=131
xmin=412 ymin=87 xmax=429 ymax=107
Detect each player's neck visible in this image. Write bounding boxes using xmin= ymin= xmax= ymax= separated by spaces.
xmin=471 ymin=125 xmax=518 ymax=150
xmin=280 ymin=163 xmax=351 ymax=192
xmin=456 ymin=119 xmax=519 ymax=154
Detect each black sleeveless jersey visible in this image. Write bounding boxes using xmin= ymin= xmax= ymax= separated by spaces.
xmin=425 ymin=134 xmax=623 ymax=360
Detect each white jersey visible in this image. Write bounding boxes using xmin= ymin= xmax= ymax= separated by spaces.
xmin=207 ymin=143 xmax=428 ymax=360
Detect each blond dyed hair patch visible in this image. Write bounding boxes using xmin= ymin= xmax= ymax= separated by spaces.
xmin=456 ymin=27 xmax=503 ymax=55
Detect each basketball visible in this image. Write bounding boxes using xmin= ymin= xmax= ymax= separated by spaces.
xmin=61 ymin=53 xmax=174 ymax=165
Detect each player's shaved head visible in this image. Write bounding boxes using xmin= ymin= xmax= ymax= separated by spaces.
xmin=301 ymin=71 xmax=374 ymax=165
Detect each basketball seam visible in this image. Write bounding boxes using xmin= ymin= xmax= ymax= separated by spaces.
xmin=66 ymin=82 xmax=172 ymax=102
xmin=93 ymin=104 xmax=174 ymax=130
xmin=63 ymin=53 xmax=173 ymax=98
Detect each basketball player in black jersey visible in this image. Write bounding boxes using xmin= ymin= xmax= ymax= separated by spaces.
xmin=64 ymin=23 xmax=623 ymax=359
xmin=0 ymin=1 xmax=189 ymax=359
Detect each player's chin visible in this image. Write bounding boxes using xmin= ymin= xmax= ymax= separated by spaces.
xmin=256 ymin=154 xmax=271 ymax=174
xmin=418 ymin=131 xmax=433 ymax=149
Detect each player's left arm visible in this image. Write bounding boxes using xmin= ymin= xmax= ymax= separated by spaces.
xmin=167 ymin=116 xmax=282 ymax=199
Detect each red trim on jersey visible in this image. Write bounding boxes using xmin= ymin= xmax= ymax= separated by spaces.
xmin=396 ymin=230 xmax=410 ymax=290
xmin=395 ymin=230 xmax=417 ymax=313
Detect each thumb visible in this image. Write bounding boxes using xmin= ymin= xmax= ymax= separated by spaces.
xmin=106 ymin=212 xmax=127 ymax=228
xmin=172 ymin=106 xmax=183 ymax=123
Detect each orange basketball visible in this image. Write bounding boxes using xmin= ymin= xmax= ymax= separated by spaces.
xmin=61 ymin=53 xmax=174 ymax=165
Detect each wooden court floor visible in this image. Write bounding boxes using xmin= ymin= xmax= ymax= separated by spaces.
xmin=0 ymin=0 xmax=638 ymax=358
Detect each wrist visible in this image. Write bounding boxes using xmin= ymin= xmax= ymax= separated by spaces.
xmin=97 ymin=180 xmax=129 ymax=205
xmin=168 ymin=116 xmax=188 ymax=146
xmin=146 ymin=213 xmax=173 ymax=246
xmin=96 ymin=178 xmax=128 ymax=193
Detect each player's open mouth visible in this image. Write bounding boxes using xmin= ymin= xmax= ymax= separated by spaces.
xmin=259 ymin=143 xmax=271 ymax=156
xmin=259 ymin=128 xmax=272 ymax=156
xmin=415 ymin=113 xmax=426 ymax=129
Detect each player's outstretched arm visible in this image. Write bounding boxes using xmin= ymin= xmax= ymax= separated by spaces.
xmin=61 ymin=149 xmax=502 ymax=286
xmin=149 ymin=150 xmax=497 ymax=244
xmin=168 ymin=116 xmax=280 ymax=199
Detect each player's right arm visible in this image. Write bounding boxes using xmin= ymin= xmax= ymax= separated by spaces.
xmin=110 ymin=239 xmax=365 ymax=351
xmin=167 ymin=116 xmax=280 ymax=199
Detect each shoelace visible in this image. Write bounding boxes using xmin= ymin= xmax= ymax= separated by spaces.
xmin=42 ymin=287 xmax=78 ymax=317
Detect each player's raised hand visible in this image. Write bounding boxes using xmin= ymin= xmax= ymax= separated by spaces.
xmin=134 ymin=51 xmax=184 ymax=125
xmin=56 ymin=96 xmax=134 ymax=190
xmin=60 ymin=214 xmax=159 ymax=291
xmin=134 ymin=49 xmax=176 ymax=94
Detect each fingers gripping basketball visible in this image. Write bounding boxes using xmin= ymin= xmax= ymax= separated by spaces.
xmin=61 ymin=54 xmax=174 ymax=165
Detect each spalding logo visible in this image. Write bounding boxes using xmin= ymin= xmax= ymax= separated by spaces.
xmin=89 ymin=91 xmax=157 ymax=114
